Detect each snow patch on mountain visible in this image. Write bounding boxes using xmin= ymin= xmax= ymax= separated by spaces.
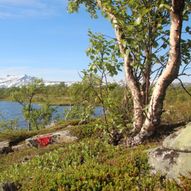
xmin=0 ymin=75 xmax=76 ymax=88
xmin=0 ymin=74 xmax=36 ymax=88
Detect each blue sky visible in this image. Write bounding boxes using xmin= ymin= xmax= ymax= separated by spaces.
xmin=0 ymin=1 xmax=190 ymax=82
xmin=0 ymin=0 xmax=117 ymax=81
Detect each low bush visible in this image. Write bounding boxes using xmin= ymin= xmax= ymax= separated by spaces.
xmin=0 ymin=138 xmax=183 ymax=191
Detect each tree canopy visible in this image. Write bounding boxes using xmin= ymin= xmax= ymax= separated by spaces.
xmin=68 ymin=0 xmax=191 ymax=145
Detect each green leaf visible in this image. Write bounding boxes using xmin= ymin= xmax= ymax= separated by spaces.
xmin=185 ymin=26 xmax=191 ymax=34
xmin=159 ymin=4 xmax=171 ymax=11
xmin=135 ymin=17 xmax=142 ymax=25
xmin=125 ymin=49 xmax=131 ymax=56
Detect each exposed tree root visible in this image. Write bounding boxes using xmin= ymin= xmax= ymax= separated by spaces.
xmin=126 ymin=121 xmax=187 ymax=147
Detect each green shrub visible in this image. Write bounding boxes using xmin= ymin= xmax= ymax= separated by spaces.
xmin=163 ymin=86 xmax=191 ymax=123
xmin=0 ymin=139 xmax=184 ymax=191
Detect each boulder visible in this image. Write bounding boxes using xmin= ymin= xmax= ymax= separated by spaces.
xmin=26 ymin=130 xmax=78 ymax=148
xmin=163 ymin=123 xmax=191 ymax=151
xmin=52 ymin=130 xmax=78 ymax=143
xmin=26 ymin=135 xmax=52 ymax=148
xmin=148 ymin=123 xmax=191 ymax=181
xmin=0 ymin=182 xmax=19 ymax=191
xmin=0 ymin=130 xmax=78 ymax=153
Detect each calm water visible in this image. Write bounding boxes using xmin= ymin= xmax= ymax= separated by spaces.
xmin=0 ymin=101 xmax=103 ymax=128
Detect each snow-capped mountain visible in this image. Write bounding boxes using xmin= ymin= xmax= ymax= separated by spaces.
xmin=0 ymin=74 xmax=76 ymax=88
xmin=0 ymin=75 xmax=36 ymax=88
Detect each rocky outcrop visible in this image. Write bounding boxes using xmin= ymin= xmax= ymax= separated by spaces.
xmin=12 ymin=144 xmax=27 ymax=152
xmin=163 ymin=124 xmax=191 ymax=151
xmin=0 ymin=182 xmax=19 ymax=191
xmin=0 ymin=141 xmax=12 ymax=154
xmin=148 ymin=123 xmax=191 ymax=181
xmin=26 ymin=130 xmax=78 ymax=148
xmin=0 ymin=130 xmax=78 ymax=154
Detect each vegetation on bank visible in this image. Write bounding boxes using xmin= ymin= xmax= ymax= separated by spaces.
xmin=0 ymin=82 xmax=71 ymax=106
xmin=1 ymin=81 xmax=191 ymax=190
xmin=1 ymin=119 xmax=191 ymax=190
xmin=164 ymin=85 xmax=191 ymax=123
xmin=1 ymin=82 xmax=191 ymax=124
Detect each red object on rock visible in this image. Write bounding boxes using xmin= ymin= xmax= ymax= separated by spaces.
xmin=36 ymin=135 xmax=52 ymax=147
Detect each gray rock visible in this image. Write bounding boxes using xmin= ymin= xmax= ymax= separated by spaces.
xmin=148 ymin=123 xmax=191 ymax=181
xmin=163 ymin=122 xmax=191 ymax=151
xmin=0 ymin=182 xmax=19 ymax=191
xmin=51 ymin=130 xmax=78 ymax=144
xmin=25 ymin=138 xmax=39 ymax=148
xmin=12 ymin=144 xmax=26 ymax=152
xmin=1 ymin=130 xmax=78 ymax=154
xmin=0 ymin=141 xmax=12 ymax=154
xmin=0 ymin=183 xmax=3 ymax=191
xmin=149 ymin=147 xmax=191 ymax=180
xmin=0 ymin=141 xmax=9 ymax=149
xmin=25 ymin=130 xmax=78 ymax=148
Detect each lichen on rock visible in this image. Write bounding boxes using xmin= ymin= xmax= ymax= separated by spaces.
xmin=149 ymin=123 xmax=191 ymax=181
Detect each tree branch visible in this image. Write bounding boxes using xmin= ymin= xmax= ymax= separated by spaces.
xmin=177 ymin=78 xmax=191 ymax=97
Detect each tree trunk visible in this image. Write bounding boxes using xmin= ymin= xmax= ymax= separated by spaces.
xmin=96 ymin=0 xmax=144 ymax=132
xmin=141 ymin=48 xmax=152 ymax=106
xmin=128 ymin=0 xmax=185 ymax=146
xmin=28 ymin=99 xmax=33 ymax=131
xmin=28 ymin=121 xmax=32 ymax=131
xmin=124 ymin=55 xmax=144 ymax=131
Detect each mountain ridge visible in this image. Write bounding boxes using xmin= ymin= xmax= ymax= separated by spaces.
xmin=0 ymin=74 xmax=62 ymax=88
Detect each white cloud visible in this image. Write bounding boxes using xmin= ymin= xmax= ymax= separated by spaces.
xmin=0 ymin=0 xmax=66 ymax=18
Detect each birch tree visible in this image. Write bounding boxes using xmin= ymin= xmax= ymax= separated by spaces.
xmin=68 ymin=0 xmax=190 ymax=145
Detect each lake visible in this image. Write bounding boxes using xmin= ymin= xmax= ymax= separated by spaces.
xmin=0 ymin=101 xmax=103 ymax=128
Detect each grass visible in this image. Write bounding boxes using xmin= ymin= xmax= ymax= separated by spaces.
xmin=162 ymin=85 xmax=191 ymax=123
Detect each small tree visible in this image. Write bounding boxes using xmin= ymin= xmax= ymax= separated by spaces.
xmin=0 ymin=113 xmax=18 ymax=131
xmin=86 ymin=31 xmax=132 ymax=126
xmin=65 ymin=76 xmax=97 ymax=123
xmin=12 ymin=79 xmax=54 ymax=131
